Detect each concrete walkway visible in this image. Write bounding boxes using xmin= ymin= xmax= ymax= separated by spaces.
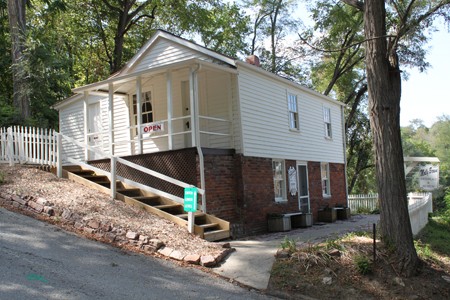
xmin=213 ymin=214 xmax=380 ymax=290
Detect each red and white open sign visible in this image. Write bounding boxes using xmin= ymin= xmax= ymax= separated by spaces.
xmin=142 ymin=123 xmax=164 ymax=134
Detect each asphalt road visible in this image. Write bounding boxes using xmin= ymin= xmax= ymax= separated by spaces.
xmin=0 ymin=207 xmax=272 ymax=300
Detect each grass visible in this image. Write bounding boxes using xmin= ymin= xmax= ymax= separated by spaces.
xmin=415 ymin=214 xmax=450 ymax=258
xmin=0 ymin=170 xmax=4 ymax=184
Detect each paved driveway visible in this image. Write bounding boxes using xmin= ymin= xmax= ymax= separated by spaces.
xmin=0 ymin=208 xmax=273 ymax=300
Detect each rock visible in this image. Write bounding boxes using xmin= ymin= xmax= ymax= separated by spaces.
xmin=158 ymin=247 xmax=174 ymax=257
xmin=221 ymin=242 xmax=231 ymax=249
xmin=200 ymin=255 xmax=216 ymax=267
xmin=442 ymin=275 xmax=450 ymax=283
xmin=149 ymin=239 xmax=164 ymax=250
xmin=170 ymin=250 xmax=185 ymax=261
xmin=324 ymin=268 xmax=332 ymax=275
xmin=36 ymin=197 xmax=51 ymax=206
xmin=105 ymin=232 xmax=116 ymax=243
xmin=28 ymin=201 xmax=44 ymax=213
xmin=276 ymin=249 xmax=290 ymax=259
xmin=214 ymin=248 xmax=234 ymax=263
xmin=43 ymin=206 xmax=54 ymax=216
xmin=74 ymin=221 xmax=84 ymax=229
xmin=328 ymin=249 xmax=341 ymax=257
xmin=11 ymin=195 xmax=28 ymax=206
xmin=87 ymin=220 xmax=101 ymax=229
xmin=126 ymin=231 xmax=139 ymax=240
xmin=322 ymin=276 xmax=332 ymax=285
xmin=139 ymin=235 xmax=149 ymax=244
xmin=184 ymin=254 xmax=200 ymax=265
xmin=84 ymin=227 xmax=96 ymax=234
xmin=61 ymin=210 xmax=72 ymax=220
xmin=394 ymin=277 xmax=405 ymax=287
xmin=101 ymin=223 xmax=112 ymax=232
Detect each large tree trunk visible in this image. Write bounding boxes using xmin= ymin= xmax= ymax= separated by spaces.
xmin=7 ymin=0 xmax=30 ymax=121
xmin=364 ymin=0 xmax=419 ymax=276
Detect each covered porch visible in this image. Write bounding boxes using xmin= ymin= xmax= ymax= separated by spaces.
xmin=64 ymin=58 xmax=237 ymax=162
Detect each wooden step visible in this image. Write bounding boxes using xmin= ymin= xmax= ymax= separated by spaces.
xmin=175 ymin=212 xmax=206 ymax=219
xmin=133 ymin=196 xmax=161 ymax=206
xmin=198 ymin=223 xmax=219 ymax=230
xmin=203 ymin=229 xmax=230 ymax=242
xmin=72 ymin=170 xmax=95 ymax=176
xmin=82 ymin=175 xmax=109 ymax=182
xmin=153 ymin=204 xmax=183 ymax=210
xmin=117 ymin=188 xmax=141 ymax=196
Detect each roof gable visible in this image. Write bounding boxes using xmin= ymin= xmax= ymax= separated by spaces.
xmin=117 ymin=30 xmax=236 ymax=75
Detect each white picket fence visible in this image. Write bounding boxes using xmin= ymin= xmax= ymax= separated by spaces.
xmin=0 ymin=126 xmax=58 ymax=166
xmin=348 ymin=193 xmax=379 ymax=212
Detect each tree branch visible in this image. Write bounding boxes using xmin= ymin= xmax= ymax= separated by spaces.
xmin=340 ymin=0 xmax=364 ymax=12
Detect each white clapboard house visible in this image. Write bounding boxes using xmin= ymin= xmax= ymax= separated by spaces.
xmin=53 ymin=30 xmax=348 ymax=237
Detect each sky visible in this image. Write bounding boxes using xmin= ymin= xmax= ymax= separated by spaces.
xmin=400 ymin=27 xmax=450 ymax=128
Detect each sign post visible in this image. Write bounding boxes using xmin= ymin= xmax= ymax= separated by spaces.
xmin=184 ymin=187 xmax=198 ymax=234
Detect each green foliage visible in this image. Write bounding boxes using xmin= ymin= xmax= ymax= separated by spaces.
xmin=0 ymin=170 xmax=5 ymax=184
xmin=280 ymin=236 xmax=297 ymax=253
xmin=354 ymin=255 xmax=372 ymax=275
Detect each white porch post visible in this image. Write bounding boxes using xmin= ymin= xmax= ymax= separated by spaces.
xmin=83 ymin=91 xmax=89 ymax=161
xmin=189 ymin=67 xmax=198 ymax=146
xmin=108 ymin=83 xmax=115 ymax=155
xmin=136 ymin=76 xmax=143 ymax=154
xmin=166 ymin=72 xmax=173 ymax=150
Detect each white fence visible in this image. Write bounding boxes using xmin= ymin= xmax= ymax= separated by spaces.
xmin=0 ymin=126 xmax=58 ymax=166
xmin=349 ymin=192 xmax=433 ymax=235
xmin=348 ymin=194 xmax=379 ymax=212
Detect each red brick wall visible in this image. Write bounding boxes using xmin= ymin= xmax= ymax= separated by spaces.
xmin=308 ymin=162 xmax=347 ymax=221
xmin=200 ymin=152 xmax=347 ymax=236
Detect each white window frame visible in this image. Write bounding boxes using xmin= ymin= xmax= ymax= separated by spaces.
xmin=323 ymin=106 xmax=332 ymax=138
xmin=272 ymin=159 xmax=287 ymax=202
xmin=131 ymin=88 xmax=153 ymax=135
xmin=321 ymin=162 xmax=331 ymax=197
xmin=288 ymin=93 xmax=299 ymax=131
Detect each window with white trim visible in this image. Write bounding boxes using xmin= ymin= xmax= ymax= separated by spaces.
xmin=321 ymin=162 xmax=331 ymax=196
xmin=132 ymin=91 xmax=153 ymax=125
xmin=272 ymin=159 xmax=286 ymax=202
xmin=323 ymin=107 xmax=332 ymax=138
xmin=288 ymin=94 xmax=299 ymax=130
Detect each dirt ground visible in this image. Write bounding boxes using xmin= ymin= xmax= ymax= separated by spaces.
xmin=0 ymin=165 xmax=224 ymax=259
xmin=268 ymin=235 xmax=450 ymax=299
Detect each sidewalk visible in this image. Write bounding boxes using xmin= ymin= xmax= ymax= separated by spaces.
xmin=213 ymin=214 xmax=380 ymax=290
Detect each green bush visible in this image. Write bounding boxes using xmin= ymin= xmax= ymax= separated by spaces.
xmin=0 ymin=171 xmax=5 ymax=184
xmin=354 ymin=255 xmax=372 ymax=275
xmin=280 ymin=236 xmax=297 ymax=253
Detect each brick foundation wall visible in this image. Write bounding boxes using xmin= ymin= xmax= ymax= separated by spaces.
xmin=308 ymin=162 xmax=347 ymax=221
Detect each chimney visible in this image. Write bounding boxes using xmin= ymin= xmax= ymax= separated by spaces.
xmin=245 ymin=55 xmax=261 ymax=67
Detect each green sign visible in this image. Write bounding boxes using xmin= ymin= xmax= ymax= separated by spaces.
xmin=184 ymin=187 xmax=198 ymax=212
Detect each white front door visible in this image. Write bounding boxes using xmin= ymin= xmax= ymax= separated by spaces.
xmin=88 ymin=102 xmax=103 ymax=160
xmin=297 ymin=164 xmax=310 ymax=213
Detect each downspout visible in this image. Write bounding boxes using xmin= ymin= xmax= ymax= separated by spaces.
xmin=341 ymin=105 xmax=349 ymax=206
xmin=190 ymin=64 xmax=207 ymax=212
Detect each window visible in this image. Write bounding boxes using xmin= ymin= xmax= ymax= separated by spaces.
xmin=288 ymin=94 xmax=299 ymax=130
xmin=272 ymin=159 xmax=286 ymax=202
xmin=132 ymin=91 xmax=153 ymax=126
xmin=323 ymin=107 xmax=332 ymax=138
xmin=321 ymin=162 xmax=331 ymax=196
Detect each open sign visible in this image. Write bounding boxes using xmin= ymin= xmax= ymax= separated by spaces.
xmin=142 ymin=123 xmax=164 ymax=134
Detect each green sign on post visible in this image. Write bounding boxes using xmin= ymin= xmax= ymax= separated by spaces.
xmin=184 ymin=187 xmax=198 ymax=212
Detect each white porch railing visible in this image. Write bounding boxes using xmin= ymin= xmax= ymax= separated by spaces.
xmin=0 ymin=126 xmax=204 ymax=209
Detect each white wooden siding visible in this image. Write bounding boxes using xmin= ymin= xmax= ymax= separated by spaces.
xmin=130 ymin=39 xmax=210 ymax=73
xmin=237 ymin=67 xmax=345 ymax=163
xmin=59 ymin=101 xmax=85 ymax=161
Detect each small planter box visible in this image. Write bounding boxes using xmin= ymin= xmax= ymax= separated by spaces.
xmin=336 ymin=207 xmax=351 ymax=220
xmin=318 ymin=208 xmax=337 ymax=223
xmin=290 ymin=213 xmax=313 ymax=228
xmin=268 ymin=215 xmax=291 ymax=232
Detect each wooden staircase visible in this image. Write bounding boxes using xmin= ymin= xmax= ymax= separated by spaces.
xmin=62 ymin=165 xmax=230 ymax=242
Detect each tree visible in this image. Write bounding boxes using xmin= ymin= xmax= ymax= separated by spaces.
xmin=342 ymin=0 xmax=450 ymax=276
xmin=6 ymin=0 xmax=30 ymax=122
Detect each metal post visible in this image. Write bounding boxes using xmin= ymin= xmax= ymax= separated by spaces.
xmin=111 ymin=156 xmax=117 ymax=200
xmin=188 ymin=211 xmax=194 ymax=234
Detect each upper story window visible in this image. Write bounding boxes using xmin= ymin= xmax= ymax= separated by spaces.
xmin=132 ymin=91 xmax=153 ymax=126
xmin=323 ymin=107 xmax=332 ymax=138
xmin=321 ymin=162 xmax=331 ymax=197
xmin=288 ymin=93 xmax=299 ymax=130
xmin=272 ymin=159 xmax=286 ymax=202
